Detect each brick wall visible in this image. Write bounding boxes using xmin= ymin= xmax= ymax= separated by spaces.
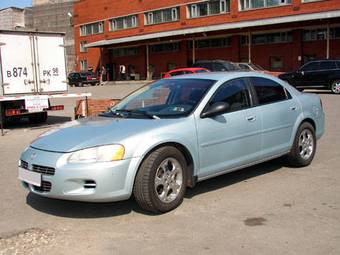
xmin=74 ymin=0 xmax=340 ymax=74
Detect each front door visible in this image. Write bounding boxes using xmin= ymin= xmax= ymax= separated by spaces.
xmin=196 ymin=78 xmax=262 ymax=179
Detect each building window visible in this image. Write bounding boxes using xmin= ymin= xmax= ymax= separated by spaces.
xmin=239 ymin=0 xmax=291 ymax=11
xmin=145 ymin=7 xmax=179 ymax=25
xmin=241 ymin=31 xmax=292 ymax=45
xmin=270 ymin=56 xmax=283 ymax=70
xmin=111 ymin=47 xmax=139 ymax=57
xmin=150 ymin=42 xmax=181 ymax=53
xmin=80 ymin=22 xmax=104 ymax=36
xmin=189 ymin=37 xmax=232 ymax=49
xmin=109 ymin=15 xmax=138 ymax=31
xmin=303 ymin=27 xmax=340 ymax=41
xmin=80 ymin=41 xmax=87 ymax=53
xmin=188 ymin=0 xmax=229 ymax=18
xmin=80 ymin=60 xmax=88 ymax=71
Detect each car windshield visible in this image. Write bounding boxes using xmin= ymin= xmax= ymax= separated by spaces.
xmin=110 ymin=78 xmax=215 ymax=119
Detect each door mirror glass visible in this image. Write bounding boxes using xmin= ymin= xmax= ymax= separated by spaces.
xmin=201 ymin=102 xmax=230 ymax=118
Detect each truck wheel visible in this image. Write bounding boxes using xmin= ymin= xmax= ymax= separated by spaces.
xmin=287 ymin=122 xmax=316 ymax=167
xmin=133 ymin=146 xmax=187 ymax=213
xmin=331 ymin=80 xmax=340 ymax=94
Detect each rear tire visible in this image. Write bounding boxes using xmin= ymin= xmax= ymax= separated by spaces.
xmin=133 ymin=146 xmax=187 ymax=213
xmin=330 ymin=80 xmax=340 ymax=94
xmin=287 ymin=122 xmax=316 ymax=167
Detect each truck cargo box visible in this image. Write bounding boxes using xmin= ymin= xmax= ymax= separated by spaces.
xmin=0 ymin=30 xmax=67 ymax=95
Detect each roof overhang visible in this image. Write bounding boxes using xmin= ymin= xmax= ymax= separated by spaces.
xmin=86 ymin=10 xmax=340 ymax=48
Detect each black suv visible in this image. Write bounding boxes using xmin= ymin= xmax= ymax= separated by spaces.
xmin=192 ymin=60 xmax=240 ymax=72
xmin=279 ymin=60 xmax=340 ymax=94
xmin=68 ymin=72 xmax=99 ymax=87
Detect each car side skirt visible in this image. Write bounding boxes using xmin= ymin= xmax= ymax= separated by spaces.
xmin=197 ymin=150 xmax=290 ymax=182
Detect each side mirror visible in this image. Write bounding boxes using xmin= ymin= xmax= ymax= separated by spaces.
xmin=201 ymin=102 xmax=230 ymax=118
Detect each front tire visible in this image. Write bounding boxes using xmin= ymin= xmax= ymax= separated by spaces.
xmin=287 ymin=122 xmax=316 ymax=167
xmin=331 ymin=80 xmax=340 ymax=94
xmin=133 ymin=146 xmax=187 ymax=213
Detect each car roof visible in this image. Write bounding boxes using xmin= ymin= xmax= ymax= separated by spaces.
xmin=168 ymin=67 xmax=208 ymax=72
xmin=166 ymin=71 xmax=273 ymax=81
xmin=195 ymin=59 xmax=233 ymax=63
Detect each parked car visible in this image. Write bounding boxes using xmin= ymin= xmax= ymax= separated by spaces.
xmin=237 ymin=62 xmax=283 ymax=77
xmin=68 ymin=71 xmax=99 ymax=87
xmin=192 ymin=59 xmax=240 ymax=72
xmin=163 ymin=67 xmax=209 ymax=78
xmin=19 ymin=72 xmax=324 ymax=213
xmin=279 ymin=60 xmax=340 ymax=94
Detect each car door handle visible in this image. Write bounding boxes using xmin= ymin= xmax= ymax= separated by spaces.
xmin=290 ymin=106 xmax=297 ymax=111
xmin=246 ymin=116 xmax=256 ymax=122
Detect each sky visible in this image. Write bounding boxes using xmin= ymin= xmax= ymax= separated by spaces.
xmin=0 ymin=0 xmax=32 ymax=9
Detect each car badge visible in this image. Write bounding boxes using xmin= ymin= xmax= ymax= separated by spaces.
xmin=30 ymin=153 xmax=37 ymax=160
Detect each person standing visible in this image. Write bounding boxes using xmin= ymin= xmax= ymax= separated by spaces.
xmin=119 ymin=64 xmax=126 ymax=80
xmin=100 ymin=65 xmax=106 ymax=85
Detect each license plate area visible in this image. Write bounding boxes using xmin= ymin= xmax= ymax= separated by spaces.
xmin=18 ymin=167 xmax=41 ymax=187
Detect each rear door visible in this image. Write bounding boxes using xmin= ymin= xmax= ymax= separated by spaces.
xmin=249 ymin=77 xmax=299 ymax=157
xmin=0 ymin=33 xmax=36 ymax=94
xmin=34 ymin=34 xmax=67 ymax=93
xmin=319 ymin=61 xmax=337 ymax=87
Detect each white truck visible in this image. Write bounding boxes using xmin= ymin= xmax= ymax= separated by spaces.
xmin=0 ymin=30 xmax=90 ymax=132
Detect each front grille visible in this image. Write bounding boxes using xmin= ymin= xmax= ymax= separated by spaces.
xmin=20 ymin=160 xmax=28 ymax=169
xmin=33 ymin=181 xmax=52 ymax=193
xmin=32 ymin=164 xmax=55 ymax=176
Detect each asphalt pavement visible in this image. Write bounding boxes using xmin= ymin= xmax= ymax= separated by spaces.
xmin=0 ymin=85 xmax=339 ymax=255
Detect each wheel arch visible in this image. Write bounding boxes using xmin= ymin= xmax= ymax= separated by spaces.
xmin=134 ymin=142 xmax=197 ymax=188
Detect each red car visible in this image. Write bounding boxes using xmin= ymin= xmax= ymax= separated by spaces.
xmin=163 ymin=67 xmax=209 ymax=78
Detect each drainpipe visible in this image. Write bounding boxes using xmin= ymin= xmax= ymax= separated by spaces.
xmin=146 ymin=44 xmax=150 ymax=80
xmin=248 ymin=32 xmax=252 ymax=63
xmin=192 ymin=38 xmax=196 ymax=64
xmin=326 ymin=24 xmax=330 ymax=59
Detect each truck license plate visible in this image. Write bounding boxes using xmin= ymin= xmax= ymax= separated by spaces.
xmin=25 ymin=98 xmax=49 ymax=113
xmin=18 ymin=167 xmax=41 ymax=187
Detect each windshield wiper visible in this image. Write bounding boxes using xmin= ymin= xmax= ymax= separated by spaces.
xmin=115 ymin=109 xmax=160 ymax=119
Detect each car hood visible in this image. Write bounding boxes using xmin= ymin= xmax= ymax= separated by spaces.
xmin=30 ymin=116 xmax=179 ymax=153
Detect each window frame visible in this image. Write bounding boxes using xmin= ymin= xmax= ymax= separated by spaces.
xmin=248 ymin=76 xmax=291 ymax=107
xmin=239 ymin=0 xmax=292 ymax=11
xmin=144 ymin=7 xmax=180 ymax=25
xmin=80 ymin=22 xmax=104 ymax=36
xmin=80 ymin=41 xmax=87 ymax=53
xmin=188 ymin=0 xmax=229 ymax=19
xmin=201 ymin=77 xmax=254 ymax=117
xmin=109 ymin=15 xmax=138 ymax=31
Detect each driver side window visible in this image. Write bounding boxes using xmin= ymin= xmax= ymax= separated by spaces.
xmin=209 ymin=78 xmax=251 ymax=113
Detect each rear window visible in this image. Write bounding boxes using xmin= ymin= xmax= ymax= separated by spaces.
xmin=250 ymin=77 xmax=287 ymax=105
xmin=320 ymin=61 xmax=337 ymax=70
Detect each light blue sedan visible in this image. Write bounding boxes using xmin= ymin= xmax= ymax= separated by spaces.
xmin=19 ymin=72 xmax=325 ymax=213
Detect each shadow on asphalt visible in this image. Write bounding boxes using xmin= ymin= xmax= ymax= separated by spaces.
xmin=26 ymin=157 xmax=285 ymax=218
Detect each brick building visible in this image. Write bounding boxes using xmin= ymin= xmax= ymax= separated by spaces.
xmin=74 ymin=0 xmax=340 ymax=80
xmin=0 ymin=7 xmax=26 ymax=30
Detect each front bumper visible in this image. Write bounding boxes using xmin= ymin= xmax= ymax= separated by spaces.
xmin=20 ymin=147 xmax=141 ymax=202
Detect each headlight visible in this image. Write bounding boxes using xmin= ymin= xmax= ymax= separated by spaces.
xmin=68 ymin=144 xmax=125 ymax=163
